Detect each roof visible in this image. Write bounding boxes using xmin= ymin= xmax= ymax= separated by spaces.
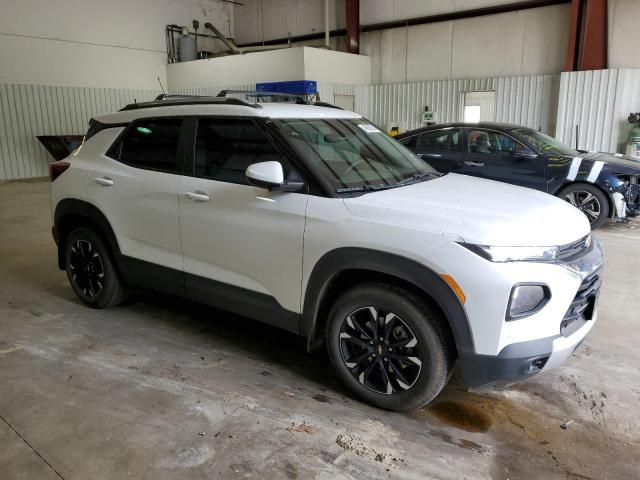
xmin=94 ymin=101 xmax=362 ymax=124
xmin=396 ymin=122 xmax=531 ymax=138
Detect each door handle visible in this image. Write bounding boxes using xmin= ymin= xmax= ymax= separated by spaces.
xmin=185 ymin=191 xmax=210 ymax=202
xmin=95 ymin=177 xmax=114 ymax=186
xmin=418 ymin=153 xmax=442 ymax=158
xmin=464 ymin=161 xmax=485 ymax=167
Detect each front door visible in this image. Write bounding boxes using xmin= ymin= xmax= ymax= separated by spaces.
xmin=462 ymin=128 xmax=547 ymax=191
xmin=178 ymin=117 xmax=308 ymax=333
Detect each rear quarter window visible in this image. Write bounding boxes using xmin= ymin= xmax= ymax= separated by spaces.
xmin=108 ymin=118 xmax=183 ymax=173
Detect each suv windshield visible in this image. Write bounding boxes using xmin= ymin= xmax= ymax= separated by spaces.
xmin=272 ymin=118 xmax=437 ymax=192
xmin=511 ymin=128 xmax=579 ymax=157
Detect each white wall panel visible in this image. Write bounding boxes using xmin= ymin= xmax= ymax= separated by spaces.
xmin=360 ymin=0 xmax=523 ymax=25
xmin=556 ymin=69 xmax=640 ymax=153
xmin=609 ymin=0 xmax=640 ymax=69
xmin=355 ymin=75 xmax=558 ymax=133
xmin=0 ymin=84 xmax=160 ymax=181
xmin=1 ymin=0 xmax=232 ymax=89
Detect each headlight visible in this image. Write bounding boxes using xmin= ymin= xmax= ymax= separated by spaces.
xmin=507 ymin=284 xmax=551 ymax=320
xmin=460 ymin=243 xmax=559 ymax=262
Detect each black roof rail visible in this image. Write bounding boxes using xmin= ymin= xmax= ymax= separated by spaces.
xmin=119 ymin=96 xmax=262 ymax=111
xmin=313 ymin=101 xmax=343 ymax=110
xmin=154 ymin=93 xmax=207 ymax=101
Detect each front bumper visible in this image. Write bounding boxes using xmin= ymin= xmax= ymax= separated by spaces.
xmin=460 ymin=310 xmax=596 ymax=387
xmin=437 ymin=237 xmax=603 ymax=388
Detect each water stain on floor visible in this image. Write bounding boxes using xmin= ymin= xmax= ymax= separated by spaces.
xmin=428 ymin=400 xmax=493 ymax=433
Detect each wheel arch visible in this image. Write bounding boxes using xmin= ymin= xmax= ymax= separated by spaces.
xmin=301 ymin=248 xmax=474 ymax=359
xmin=54 ymin=199 xmax=121 ymax=270
xmin=553 ymin=180 xmax=615 ymax=219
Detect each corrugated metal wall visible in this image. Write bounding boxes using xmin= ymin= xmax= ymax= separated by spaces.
xmin=556 ymin=68 xmax=640 ymax=153
xmin=13 ymin=71 xmax=639 ymax=180
xmin=354 ymin=75 xmax=559 ymax=134
xmin=0 ymin=84 xmax=159 ymax=181
xmin=169 ymin=84 xmax=256 ymax=96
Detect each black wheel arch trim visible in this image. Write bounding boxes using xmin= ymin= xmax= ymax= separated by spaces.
xmin=54 ymin=199 xmax=122 ymax=271
xmin=301 ymin=247 xmax=475 ymax=358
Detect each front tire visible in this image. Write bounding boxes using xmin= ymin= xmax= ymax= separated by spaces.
xmin=325 ymin=283 xmax=454 ymax=411
xmin=64 ymin=227 xmax=130 ymax=308
xmin=558 ymin=183 xmax=610 ymax=229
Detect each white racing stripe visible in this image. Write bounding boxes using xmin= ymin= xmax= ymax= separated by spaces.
xmin=586 ymin=160 xmax=605 ymax=183
xmin=567 ymin=157 xmax=583 ymax=181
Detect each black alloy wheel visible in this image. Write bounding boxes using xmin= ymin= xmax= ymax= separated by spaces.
xmin=339 ymin=306 xmax=422 ymax=394
xmin=68 ymin=239 xmax=105 ymax=298
xmin=326 ymin=283 xmax=453 ymax=411
xmin=64 ymin=227 xmax=130 ymax=308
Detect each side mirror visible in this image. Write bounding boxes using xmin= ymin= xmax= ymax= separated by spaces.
xmin=245 ymin=161 xmax=304 ymax=192
xmin=246 ymin=161 xmax=284 ymax=189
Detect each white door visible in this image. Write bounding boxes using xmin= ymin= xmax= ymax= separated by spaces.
xmin=334 ymin=94 xmax=355 ymax=111
xmin=85 ymin=118 xmax=184 ymax=272
xmin=178 ymin=117 xmax=308 ymax=331
xmin=463 ymin=91 xmax=496 ymax=123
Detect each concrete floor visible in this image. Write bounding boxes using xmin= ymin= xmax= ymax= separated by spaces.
xmin=1 ymin=180 xmax=639 ymax=480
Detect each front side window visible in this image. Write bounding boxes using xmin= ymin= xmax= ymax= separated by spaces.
xmin=114 ymin=118 xmax=182 ymax=172
xmin=195 ymin=118 xmax=290 ymax=184
xmin=272 ymin=118 xmax=437 ymax=192
xmin=511 ymin=128 xmax=579 ymax=157
xmin=467 ymin=129 xmax=528 ymax=155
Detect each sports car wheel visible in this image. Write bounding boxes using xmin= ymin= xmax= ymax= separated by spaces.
xmin=326 ymin=283 xmax=453 ymax=411
xmin=559 ymin=184 xmax=609 ymax=230
xmin=64 ymin=227 xmax=130 ymax=308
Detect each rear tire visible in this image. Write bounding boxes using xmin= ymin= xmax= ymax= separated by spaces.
xmin=558 ymin=183 xmax=610 ymax=230
xmin=325 ymin=283 xmax=454 ymax=411
xmin=64 ymin=227 xmax=130 ymax=308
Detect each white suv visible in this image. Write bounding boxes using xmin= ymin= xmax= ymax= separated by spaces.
xmin=50 ymin=96 xmax=603 ymax=411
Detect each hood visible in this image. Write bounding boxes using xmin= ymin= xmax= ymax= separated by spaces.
xmin=343 ymin=174 xmax=590 ymax=246
xmin=582 ymin=151 xmax=640 ymax=173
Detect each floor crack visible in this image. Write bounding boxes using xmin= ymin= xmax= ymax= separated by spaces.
xmin=0 ymin=413 xmax=66 ymax=480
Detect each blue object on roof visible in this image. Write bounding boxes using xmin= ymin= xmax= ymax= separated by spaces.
xmin=256 ymin=80 xmax=317 ymax=95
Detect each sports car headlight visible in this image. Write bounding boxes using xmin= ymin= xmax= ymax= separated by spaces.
xmin=460 ymin=243 xmax=559 ymax=262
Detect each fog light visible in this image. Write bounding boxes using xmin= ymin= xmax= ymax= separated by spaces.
xmin=526 ymin=356 xmax=549 ymax=374
xmin=507 ymin=284 xmax=550 ymax=320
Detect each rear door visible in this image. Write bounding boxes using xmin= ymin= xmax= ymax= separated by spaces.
xmin=399 ymin=127 xmax=463 ymax=173
xmin=177 ymin=117 xmax=308 ymax=333
xmin=85 ymin=117 xmax=186 ymax=293
xmin=462 ymin=128 xmax=547 ymax=191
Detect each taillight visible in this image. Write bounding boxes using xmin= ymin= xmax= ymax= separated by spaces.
xmin=49 ymin=161 xmax=70 ymax=182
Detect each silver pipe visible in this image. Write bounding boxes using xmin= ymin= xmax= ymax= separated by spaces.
xmin=204 ymin=22 xmax=240 ymax=53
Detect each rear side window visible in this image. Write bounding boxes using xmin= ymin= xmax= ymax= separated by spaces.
xmin=194 ymin=118 xmax=289 ymax=184
xmin=403 ymin=129 xmax=461 ymax=153
xmin=110 ymin=118 xmax=183 ymax=173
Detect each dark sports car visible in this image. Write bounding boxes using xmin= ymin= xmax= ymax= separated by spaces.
xmin=397 ymin=123 xmax=640 ymax=229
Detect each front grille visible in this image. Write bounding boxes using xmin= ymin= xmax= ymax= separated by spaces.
xmin=560 ymin=272 xmax=601 ymax=337
xmin=558 ymin=235 xmax=590 ymax=261
xmin=560 ymin=272 xmax=602 ymax=337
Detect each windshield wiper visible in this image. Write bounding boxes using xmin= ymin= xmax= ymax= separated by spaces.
xmin=336 ymin=184 xmax=394 ymax=193
xmin=392 ymin=172 xmax=441 ymax=187
xmin=336 ymin=172 xmax=443 ymax=193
